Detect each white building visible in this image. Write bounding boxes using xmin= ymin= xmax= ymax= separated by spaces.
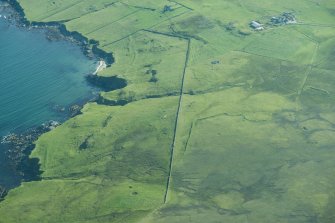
xmin=250 ymin=21 xmax=264 ymax=30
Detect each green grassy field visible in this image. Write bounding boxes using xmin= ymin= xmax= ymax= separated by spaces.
xmin=1 ymin=0 xmax=335 ymax=222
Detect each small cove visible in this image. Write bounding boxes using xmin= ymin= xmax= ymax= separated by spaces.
xmin=0 ymin=9 xmax=98 ymax=188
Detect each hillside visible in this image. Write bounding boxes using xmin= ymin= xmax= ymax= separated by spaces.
xmin=1 ymin=0 xmax=335 ymax=222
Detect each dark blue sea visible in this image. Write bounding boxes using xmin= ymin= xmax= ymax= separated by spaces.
xmin=0 ymin=12 xmax=97 ymax=187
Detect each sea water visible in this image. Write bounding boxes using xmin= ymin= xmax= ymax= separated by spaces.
xmin=0 ymin=16 xmax=97 ymax=187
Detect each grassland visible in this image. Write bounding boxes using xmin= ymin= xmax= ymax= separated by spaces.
xmin=1 ymin=0 xmax=335 ymax=222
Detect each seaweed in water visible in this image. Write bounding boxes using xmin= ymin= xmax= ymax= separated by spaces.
xmin=86 ymin=74 xmax=127 ymax=92
xmin=0 ymin=185 xmax=7 ymax=201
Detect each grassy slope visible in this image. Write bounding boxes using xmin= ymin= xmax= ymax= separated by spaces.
xmin=1 ymin=0 xmax=335 ymax=222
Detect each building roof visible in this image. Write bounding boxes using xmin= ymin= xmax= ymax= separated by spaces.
xmin=250 ymin=21 xmax=262 ymax=28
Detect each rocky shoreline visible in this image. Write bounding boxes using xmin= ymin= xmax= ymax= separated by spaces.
xmin=0 ymin=185 xmax=7 ymax=201
xmin=0 ymin=0 xmax=124 ymax=199
xmin=0 ymin=102 xmax=87 ymax=189
xmin=1 ymin=121 xmax=60 ymax=180
xmin=1 ymin=0 xmax=114 ymax=65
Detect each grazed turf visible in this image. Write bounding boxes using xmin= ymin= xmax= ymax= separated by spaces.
xmin=1 ymin=0 xmax=335 ymax=222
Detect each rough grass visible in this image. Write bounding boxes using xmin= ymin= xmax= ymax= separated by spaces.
xmin=147 ymin=88 xmax=335 ymax=222
xmin=18 ymin=0 xmax=119 ymax=22
xmin=1 ymin=0 xmax=335 ymax=222
xmin=0 ymin=97 xmax=178 ymax=223
xmin=99 ymin=31 xmax=189 ymax=103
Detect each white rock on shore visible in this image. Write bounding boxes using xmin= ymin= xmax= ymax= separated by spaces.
xmin=93 ymin=60 xmax=107 ymax=75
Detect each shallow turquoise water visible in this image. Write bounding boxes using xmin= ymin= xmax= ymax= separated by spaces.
xmin=0 ymin=17 xmax=96 ymax=187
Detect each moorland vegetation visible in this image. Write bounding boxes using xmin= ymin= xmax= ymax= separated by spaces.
xmin=1 ymin=0 xmax=335 ymax=222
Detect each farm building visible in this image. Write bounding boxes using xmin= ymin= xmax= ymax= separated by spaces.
xmin=250 ymin=21 xmax=264 ymax=30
